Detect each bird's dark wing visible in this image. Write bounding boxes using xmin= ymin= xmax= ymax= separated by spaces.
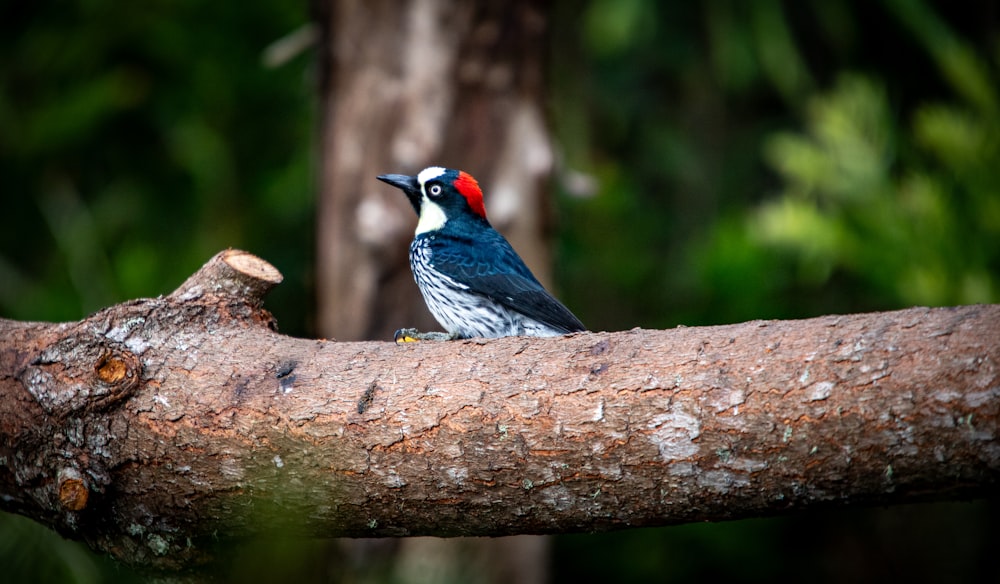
xmin=427 ymin=231 xmax=586 ymax=334
xmin=468 ymin=273 xmax=586 ymax=333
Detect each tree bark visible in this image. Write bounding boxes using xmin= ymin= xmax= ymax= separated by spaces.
xmin=1 ymin=250 xmax=997 ymax=573
xmin=314 ymin=0 xmax=554 ymax=342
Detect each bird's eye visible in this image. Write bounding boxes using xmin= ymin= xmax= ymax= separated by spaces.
xmin=428 ymin=184 xmax=443 ymax=197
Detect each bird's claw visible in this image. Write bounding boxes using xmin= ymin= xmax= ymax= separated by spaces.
xmin=393 ymin=328 xmax=458 ymax=343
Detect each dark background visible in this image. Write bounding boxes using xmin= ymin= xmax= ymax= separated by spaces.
xmin=2 ymin=0 xmax=998 ymax=581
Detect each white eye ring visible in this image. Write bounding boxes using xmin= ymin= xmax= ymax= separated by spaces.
xmin=428 ymin=184 xmax=442 ymax=197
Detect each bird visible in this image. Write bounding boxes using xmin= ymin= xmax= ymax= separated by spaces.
xmin=377 ymin=166 xmax=586 ymax=340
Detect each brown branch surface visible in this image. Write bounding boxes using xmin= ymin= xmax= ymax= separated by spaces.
xmin=1 ymin=250 xmax=998 ymax=571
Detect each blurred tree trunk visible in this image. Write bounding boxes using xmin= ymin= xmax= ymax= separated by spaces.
xmin=313 ymin=0 xmax=553 ymax=581
xmin=315 ymin=0 xmax=554 ymax=343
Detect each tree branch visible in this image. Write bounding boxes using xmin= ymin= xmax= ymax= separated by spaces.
xmin=1 ymin=250 xmax=997 ymax=572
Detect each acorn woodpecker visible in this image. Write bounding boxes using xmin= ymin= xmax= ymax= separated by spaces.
xmin=377 ymin=166 xmax=586 ymax=340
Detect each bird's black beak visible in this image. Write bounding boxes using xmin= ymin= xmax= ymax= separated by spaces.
xmin=377 ymin=173 xmax=421 ymax=214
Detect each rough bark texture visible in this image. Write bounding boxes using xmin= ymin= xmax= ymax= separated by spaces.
xmin=1 ymin=250 xmax=998 ymax=573
xmin=314 ymin=0 xmax=554 ymax=342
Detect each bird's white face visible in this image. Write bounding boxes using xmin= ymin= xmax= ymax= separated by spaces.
xmin=414 ymin=166 xmax=448 ymax=235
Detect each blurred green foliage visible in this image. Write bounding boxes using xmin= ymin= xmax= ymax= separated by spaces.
xmin=1 ymin=0 xmax=997 ymax=581
xmin=0 ymin=0 xmax=314 ymax=329
xmin=742 ymin=71 xmax=998 ymax=309
xmin=553 ymin=0 xmax=1000 ymax=330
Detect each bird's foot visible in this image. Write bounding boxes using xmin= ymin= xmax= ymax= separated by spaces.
xmin=393 ymin=328 xmax=459 ymax=343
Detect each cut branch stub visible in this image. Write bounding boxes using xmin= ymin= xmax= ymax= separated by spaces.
xmin=18 ymin=250 xmax=282 ymax=418
xmin=169 ymin=248 xmax=283 ymax=309
xmin=0 ymin=250 xmax=287 ymax=568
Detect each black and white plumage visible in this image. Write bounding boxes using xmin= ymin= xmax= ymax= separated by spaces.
xmin=377 ymin=166 xmax=585 ymax=339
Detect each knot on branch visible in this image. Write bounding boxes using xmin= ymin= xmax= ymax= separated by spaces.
xmin=22 ymin=334 xmax=141 ymax=416
xmin=58 ymin=466 xmax=90 ymax=511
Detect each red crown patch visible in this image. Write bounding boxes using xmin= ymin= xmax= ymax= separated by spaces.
xmin=453 ymin=171 xmax=486 ymax=219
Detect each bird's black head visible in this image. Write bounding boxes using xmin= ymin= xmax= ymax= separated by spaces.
xmin=377 ymin=167 xmax=488 ymax=234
